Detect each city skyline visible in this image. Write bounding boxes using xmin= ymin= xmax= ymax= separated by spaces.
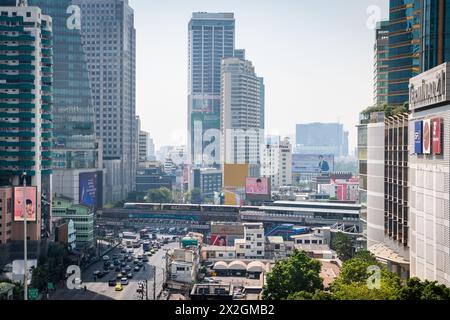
xmin=130 ymin=0 xmax=388 ymax=152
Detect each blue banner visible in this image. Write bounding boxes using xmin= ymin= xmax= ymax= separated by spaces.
xmin=414 ymin=121 xmax=423 ymax=154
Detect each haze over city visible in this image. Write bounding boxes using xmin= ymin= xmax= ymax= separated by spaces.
xmin=131 ymin=0 xmax=388 ymax=151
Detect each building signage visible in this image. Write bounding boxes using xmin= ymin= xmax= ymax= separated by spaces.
xmin=409 ymin=63 xmax=450 ymax=111
xmin=414 ymin=121 xmax=423 ymax=154
xmin=423 ymin=119 xmax=432 ymax=154
xmin=432 ymin=118 xmax=443 ymax=155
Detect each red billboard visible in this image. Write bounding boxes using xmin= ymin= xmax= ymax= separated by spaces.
xmin=210 ymin=235 xmax=227 ymax=246
xmin=432 ymin=118 xmax=442 ymax=155
xmin=14 ymin=186 xmax=37 ymax=222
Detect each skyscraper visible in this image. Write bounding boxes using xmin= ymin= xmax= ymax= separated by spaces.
xmin=73 ymin=0 xmax=136 ymax=204
xmin=0 ymin=4 xmax=53 ymax=239
xmin=420 ymin=0 xmax=450 ymax=71
xmin=221 ymin=57 xmax=263 ymax=176
xmin=28 ymin=0 xmax=103 ymax=208
xmin=387 ymin=0 xmax=421 ymax=105
xmin=374 ymin=20 xmax=389 ymax=106
xmin=188 ymin=12 xmax=235 ymax=166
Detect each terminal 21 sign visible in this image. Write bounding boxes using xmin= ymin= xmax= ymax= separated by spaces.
xmin=414 ymin=118 xmax=443 ymax=155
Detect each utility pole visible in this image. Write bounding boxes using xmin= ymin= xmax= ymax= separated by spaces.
xmin=145 ymin=280 xmax=148 ymax=300
xmin=23 ymin=172 xmax=28 ymax=301
xmin=153 ymin=265 xmax=156 ymax=300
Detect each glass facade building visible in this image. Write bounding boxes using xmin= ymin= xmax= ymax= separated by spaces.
xmin=387 ymin=0 xmax=421 ymax=105
xmin=74 ymin=0 xmax=136 ymax=203
xmin=420 ymin=0 xmax=450 ymax=71
xmin=374 ymin=21 xmax=389 ymax=105
xmin=28 ymin=0 xmax=98 ymax=170
xmin=188 ymin=12 xmax=235 ymax=166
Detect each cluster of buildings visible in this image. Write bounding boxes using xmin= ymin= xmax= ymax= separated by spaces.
xmin=360 ymin=1 xmax=450 ymax=287
xmin=0 ymin=0 xmax=137 ymax=264
xmin=166 ymin=222 xmax=339 ymax=299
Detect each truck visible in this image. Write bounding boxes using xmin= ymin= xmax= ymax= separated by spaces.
xmin=142 ymin=241 xmax=151 ymax=252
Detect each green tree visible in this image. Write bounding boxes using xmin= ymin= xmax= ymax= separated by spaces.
xmin=189 ymin=188 xmax=202 ymax=204
xmin=288 ymin=289 xmax=334 ymax=300
xmin=30 ymin=266 xmax=49 ymax=292
xmin=146 ymin=187 xmax=173 ymax=203
xmin=400 ymin=278 xmax=450 ymax=300
xmin=331 ymin=232 xmax=354 ymax=261
xmin=263 ymin=250 xmax=323 ymax=300
xmin=330 ymin=253 xmax=402 ymax=300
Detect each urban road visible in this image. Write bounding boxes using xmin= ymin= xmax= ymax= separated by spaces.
xmin=50 ymin=241 xmax=179 ymax=300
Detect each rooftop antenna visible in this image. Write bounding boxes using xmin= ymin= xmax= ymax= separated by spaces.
xmin=18 ymin=0 xmax=28 ymax=7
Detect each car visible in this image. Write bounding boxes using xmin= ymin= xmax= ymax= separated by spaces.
xmin=134 ymin=266 xmax=140 ymax=272
xmin=127 ymin=272 xmax=133 ymax=279
xmin=97 ymin=271 xmax=108 ymax=278
xmin=102 ymin=255 xmax=110 ymax=262
xmin=145 ymin=252 xmax=153 ymax=257
xmin=121 ymin=248 xmax=127 ymax=254
xmin=125 ymin=266 xmax=132 ymax=272
xmin=120 ymin=262 xmax=126 ymax=267
xmin=113 ymin=260 xmax=120 ymax=266
xmin=137 ymin=255 xmax=143 ymax=260
xmin=109 ymin=264 xmax=115 ymax=271
xmin=108 ymin=279 xmax=116 ymax=287
xmin=137 ymin=261 xmax=144 ymax=267
xmin=127 ymin=248 xmax=133 ymax=253
xmin=120 ymin=277 xmax=129 ymax=285
xmin=121 ymin=269 xmax=126 ymax=274
xmin=117 ymin=273 xmax=124 ymax=279
xmin=113 ymin=254 xmax=119 ymax=259
xmin=115 ymin=266 xmax=121 ymax=272
xmin=133 ymin=259 xmax=139 ymax=265
xmin=93 ymin=270 xmax=101 ymax=277
xmin=142 ymin=256 xmax=149 ymax=262
xmin=127 ymin=256 xmax=133 ymax=262
xmin=115 ymin=283 xmax=123 ymax=291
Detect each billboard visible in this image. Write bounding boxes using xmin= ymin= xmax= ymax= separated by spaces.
xmin=414 ymin=121 xmax=423 ymax=154
xmin=210 ymin=235 xmax=227 ymax=247
xmin=292 ymin=154 xmax=334 ymax=174
xmin=432 ymin=118 xmax=443 ymax=155
xmin=223 ymin=164 xmax=248 ymax=188
xmin=79 ymin=172 xmax=97 ymax=209
xmin=14 ymin=186 xmax=37 ymax=222
xmin=245 ymin=177 xmax=269 ymax=195
xmin=423 ymin=119 xmax=431 ymax=154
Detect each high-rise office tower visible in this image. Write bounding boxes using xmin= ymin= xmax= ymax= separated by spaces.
xmin=188 ymin=12 xmax=235 ymax=167
xmin=28 ymin=0 xmax=103 ymax=209
xmin=420 ymin=0 xmax=450 ymax=71
xmin=374 ymin=21 xmax=389 ymax=106
xmin=221 ymin=57 xmax=263 ymax=176
xmin=387 ymin=0 xmax=421 ymax=105
xmin=0 ymin=4 xmax=53 ymax=240
xmin=258 ymin=77 xmax=265 ymax=130
xmin=73 ymin=0 xmax=136 ymax=204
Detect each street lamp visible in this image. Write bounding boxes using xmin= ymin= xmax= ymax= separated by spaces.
xmin=22 ymin=171 xmax=28 ymax=301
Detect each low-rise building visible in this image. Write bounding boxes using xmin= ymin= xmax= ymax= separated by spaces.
xmin=52 ymin=196 xmax=94 ymax=249
xmin=243 ymin=223 xmax=265 ymax=259
xmin=169 ymin=248 xmax=199 ymax=284
xmin=190 ymin=168 xmax=223 ymax=200
xmin=290 ymin=227 xmax=331 ymax=246
xmin=265 ymin=236 xmax=294 ymax=260
xmin=190 ymin=283 xmax=234 ymax=300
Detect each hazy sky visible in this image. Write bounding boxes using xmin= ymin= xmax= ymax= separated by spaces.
xmin=129 ymin=0 xmax=389 ymax=153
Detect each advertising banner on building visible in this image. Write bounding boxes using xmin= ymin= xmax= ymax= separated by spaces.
xmin=79 ymin=172 xmax=97 ymax=209
xmin=14 ymin=186 xmax=37 ymax=222
xmin=210 ymin=235 xmax=228 ymax=246
xmin=245 ymin=177 xmax=269 ymax=195
xmin=414 ymin=121 xmax=423 ymax=154
xmin=432 ymin=118 xmax=443 ymax=155
xmin=292 ymin=154 xmax=334 ymax=174
xmin=423 ymin=119 xmax=432 ymax=154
